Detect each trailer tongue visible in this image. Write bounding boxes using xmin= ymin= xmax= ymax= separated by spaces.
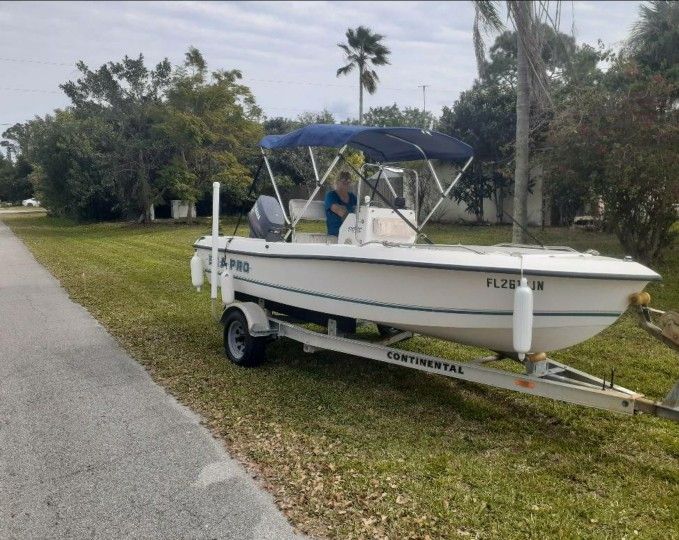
xmin=628 ymin=295 xmax=679 ymax=418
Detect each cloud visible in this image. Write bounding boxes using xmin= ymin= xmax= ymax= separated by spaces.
xmin=0 ymin=0 xmax=642 ymax=129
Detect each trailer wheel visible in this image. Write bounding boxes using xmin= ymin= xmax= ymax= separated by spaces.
xmin=223 ymin=310 xmax=266 ymax=367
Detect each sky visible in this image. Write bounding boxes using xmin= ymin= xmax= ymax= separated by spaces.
xmin=0 ymin=1 xmax=644 ymax=132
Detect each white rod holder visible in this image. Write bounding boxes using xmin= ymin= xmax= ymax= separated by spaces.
xmin=210 ymin=181 xmax=220 ymax=301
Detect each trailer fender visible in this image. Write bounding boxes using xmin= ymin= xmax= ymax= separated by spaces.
xmin=221 ymin=302 xmax=273 ymax=336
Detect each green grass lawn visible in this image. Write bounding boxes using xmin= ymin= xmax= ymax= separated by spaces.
xmin=5 ymin=215 xmax=679 ymax=540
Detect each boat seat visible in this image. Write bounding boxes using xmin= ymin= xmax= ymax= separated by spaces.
xmin=289 ymin=199 xmax=326 ymax=222
xmin=292 ymin=232 xmax=338 ymax=244
xmin=289 ymin=199 xmax=335 ymax=243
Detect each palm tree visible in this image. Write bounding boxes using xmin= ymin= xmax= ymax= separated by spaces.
xmin=628 ymin=0 xmax=679 ymax=75
xmin=473 ymin=1 xmax=552 ymax=243
xmin=337 ymin=26 xmax=391 ymax=124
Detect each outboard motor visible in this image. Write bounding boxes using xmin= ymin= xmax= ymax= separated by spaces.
xmin=248 ymin=195 xmax=286 ymax=241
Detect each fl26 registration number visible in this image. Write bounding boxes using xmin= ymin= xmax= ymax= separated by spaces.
xmin=486 ymin=277 xmax=544 ymax=291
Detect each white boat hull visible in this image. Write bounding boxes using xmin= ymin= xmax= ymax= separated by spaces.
xmin=194 ymin=237 xmax=659 ymax=354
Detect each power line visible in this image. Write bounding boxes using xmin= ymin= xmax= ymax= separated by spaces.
xmin=245 ymin=76 xmax=454 ymax=95
xmin=0 ymin=56 xmax=456 ymax=119
xmin=0 ymin=87 xmax=61 ymax=94
xmin=244 ymin=77 xmax=352 ymax=89
xmin=0 ymin=56 xmax=73 ymax=67
xmin=1 ymin=55 xmax=457 ymax=95
xmin=244 ymin=76 xmax=445 ymax=94
xmin=259 ymin=104 xmax=324 ymax=113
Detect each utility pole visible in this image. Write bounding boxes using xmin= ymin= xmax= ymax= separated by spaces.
xmin=418 ymin=84 xmax=428 ymax=115
xmin=418 ymin=84 xmax=429 ymax=128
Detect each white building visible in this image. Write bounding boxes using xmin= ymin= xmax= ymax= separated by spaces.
xmin=422 ymin=162 xmax=548 ymax=226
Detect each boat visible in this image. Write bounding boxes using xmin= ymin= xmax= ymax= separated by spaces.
xmin=192 ymin=124 xmax=661 ymax=356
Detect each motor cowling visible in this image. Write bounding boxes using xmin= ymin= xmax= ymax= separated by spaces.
xmin=248 ymin=195 xmax=285 ymax=241
xmin=513 ymin=277 xmax=534 ymax=360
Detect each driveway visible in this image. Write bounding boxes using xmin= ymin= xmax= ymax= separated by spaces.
xmin=0 ymin=207 xmax=47 ymax=215
xmin=0 ymin=220 xmax=304 ymax=539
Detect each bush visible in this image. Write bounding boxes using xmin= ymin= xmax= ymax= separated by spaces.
xmin=545 ymin=62 xmax=678 ymax=263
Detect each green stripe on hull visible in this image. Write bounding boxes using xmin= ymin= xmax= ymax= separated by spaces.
xmin=234 ymin=275 xmax=621 ymax=318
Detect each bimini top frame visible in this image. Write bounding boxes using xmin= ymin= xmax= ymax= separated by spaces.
xmin=257 ymin=124 xmax=474 ymax=242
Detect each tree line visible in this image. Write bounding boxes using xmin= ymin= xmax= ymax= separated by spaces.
xmin=1 ymin=48 xmax=263 ymax=223
xmin=1 ymin=1 xmax=677 ymax=262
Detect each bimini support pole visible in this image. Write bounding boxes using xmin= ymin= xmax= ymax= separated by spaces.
xmin=419 ymin=155 xmax=474 ymax=230
xmin=361 ymin=163 xmax=399 ymax=198
xmin=340 ymin=155 xmax=432 ymax=244
xmin=261 ymin=149 xmax=290 ymax=226
xmin=284 ymin=145 xmax=347 ymax=240
xmin=382 ymin=133 xmax=445 ymax=196
xmin=210 ymin=181 xmax=221 ymax=321
xmin=309 ymin=146 xmax=320 ymax=184
xmin=377 ymin=132 xmax=472 ymax=234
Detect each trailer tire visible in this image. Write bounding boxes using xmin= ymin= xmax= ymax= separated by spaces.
xmin=223 ymin=310 xmax=266 ymax=367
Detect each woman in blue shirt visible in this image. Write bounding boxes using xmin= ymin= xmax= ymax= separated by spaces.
xmin=324 ymin=171 xmax=357 ymax=236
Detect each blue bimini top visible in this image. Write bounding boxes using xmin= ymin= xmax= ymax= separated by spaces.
xmin=259 ymin=124 xmax=473 ymax=163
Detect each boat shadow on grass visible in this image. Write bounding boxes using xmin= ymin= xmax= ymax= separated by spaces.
xmin=255 ymin=333 xmax=679 ymax=500
xmin=258 ymin=331 xmax=621 ymax=457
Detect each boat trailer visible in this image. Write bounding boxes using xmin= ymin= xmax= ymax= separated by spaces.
xmin=195 ymin=183 xmax=679 ymax=423
xmin=218 ymin=297 xmax=679 ymax=424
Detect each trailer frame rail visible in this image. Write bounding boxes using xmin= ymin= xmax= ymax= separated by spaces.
xmin=265 ymin=317 xmax=679 ymax=420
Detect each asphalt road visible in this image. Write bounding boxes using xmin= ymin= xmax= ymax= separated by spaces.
xmin=0 ymin=221 xmax=304 ymax=539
